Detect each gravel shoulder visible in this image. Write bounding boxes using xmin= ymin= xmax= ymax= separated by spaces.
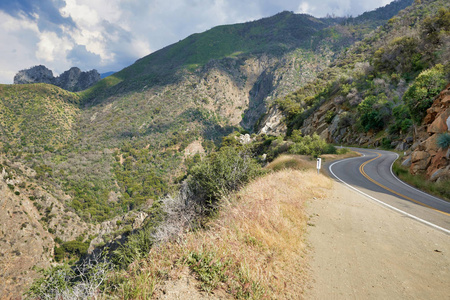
xmin=305 ymin=181 xmax=450 ymax=299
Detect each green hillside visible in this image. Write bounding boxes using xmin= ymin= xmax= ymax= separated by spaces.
xmin=80 ymin=12 xmax=340 ymax=100
xmin=0 ymin=84 xmax=79 ymax=153
xmin=0 ymin=0 xmax=417 ymax=224
xmin=5 ymin=0 xmax=442 ymax=297
xmin=277 ymin=0 xmax=450 ymax=143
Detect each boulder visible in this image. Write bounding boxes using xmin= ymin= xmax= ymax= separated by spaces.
xmin=410 ymin=161 xmax=429 ymax=174
xmin=430 ymin=169 xmax=445 ymax=181
xmin=395 ymin=142 xmax=409 ymax=151
xmin=405 ymin=136 xmax=413 ymax=144
xmin=319 ymin=128 xmax=329 ymax=140
xmin=411 ymin=151 xmax=430 ymax=163
xmin=424 ymin=134 xmax=439 ymax=154
xmin=391 ymin=141 xmax=400 ymax=148
xmin=401 ymin=156 xmax=411 ymax=167
xmin=427 ymin=109 xmax=449 ymax=134
xmin=426 ymin=148 xmax=448 ymax=178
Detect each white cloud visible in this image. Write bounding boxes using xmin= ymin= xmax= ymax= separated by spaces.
xmin=297 ymin=2 xmax=314 ymax=15
xmin=0 ymin=0 xmax=399 ymax=84
xmin=36 ymin=31 xmax=72 ymax=63
xmin=0 ymin=11 xmax=41 ymax=83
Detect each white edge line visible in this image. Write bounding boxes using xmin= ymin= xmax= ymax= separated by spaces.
xmin=388 ymin=152 xmax=449 ymax=205
xmin=329 ymin=158 xmax=450 ymax=235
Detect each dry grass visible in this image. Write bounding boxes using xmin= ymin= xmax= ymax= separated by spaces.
xmin=265 ymin=154 xmax=316 ymax=171
xmin=109 ymin=169 xmax=332 ymax=299
xmin=266 ymin=151 xmax=359 ymax=173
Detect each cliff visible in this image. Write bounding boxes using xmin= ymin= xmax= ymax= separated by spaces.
xmin=406 ymin=84 xmax=450 ymax=182
xmin=14 ymin=65 xmax=100 ymax=92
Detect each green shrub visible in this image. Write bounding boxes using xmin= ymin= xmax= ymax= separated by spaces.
xmin=388 ymin=104 xmax=412 ymax=134
xmin=61 ymin=240 xmax=89 ymax=257
xmin=325 ymin=110 xmax=336 ymax=124
xmin=27 ymin=259 xmax=111 ymax=299
xmin=336 ymin=147 xmax=349 ymax=155
xmin=185 ymin=250 xmax=231 ymax=293
xmin=357 ymin=94 xmax=390 ymax=132
xmin=437 ymin=133 xmax=450 ymax=149
xmin=112 ymin=200 xmax=164 ymax=268
xmin=403 ymin=65 xmax=447 ymax=124
xmin=289 ymin=131 xmax=336 ymax=157
xmin=188 ymin=146 xmax=263 ymax=209
xmin=382 ymin=137 xmax=392 ymax=149
xmin=27 ymin=265 xmax=74 ymax=297
xmin=373 ymin=36 xmax=422 ymax=74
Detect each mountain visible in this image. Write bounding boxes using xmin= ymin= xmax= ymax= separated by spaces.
xmin=273 ymin=0 xmax=449 ymax=152
xmin=14 ymin=65 xmax=100 ymax=92
xmin=100 ymin=71 xmax=115 ymax=78
xmin=2 ymin=0 xmax=439 ymax=296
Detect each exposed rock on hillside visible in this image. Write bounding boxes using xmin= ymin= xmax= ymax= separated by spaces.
xmin=0 ymin=159 xmax=91 ymax=298
xmin=408 ymin=84 xmax=450 ymax=181
xmin=0 ymin=157 xmax=149 ymax=298
xmin=14 ymin=65 xmax=100 ymax=92
xmin=13 ymin=65 xmax=54 ymax=85
xmin=55 ymin=67 xmax=101 ymax=92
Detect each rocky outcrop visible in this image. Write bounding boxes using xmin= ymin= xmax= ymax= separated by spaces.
xmin=0 ymin=158 xmax=149 ymax=298
xmin=14 ymin=65 xmax=100 ymax=92
xmin=55 ymin=67 xmax=101 ymax=92
xmin=0 ymin=160 xmax=90 ymax=298
xmin=258 ymin=105 xmax=287 ymax=136
xmin=13 ymin=65 xmax=54 ymax=85
xmin=408 ymin=83 xmax=450 ymax=181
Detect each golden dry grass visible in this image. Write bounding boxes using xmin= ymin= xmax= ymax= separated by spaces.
xmin=266 ymin=151 xmax=359 ymax=173
xmin=265 ymin=154 xmax=316 ymax=171
xmin=111 ymin=169 xmax=333 ymax=299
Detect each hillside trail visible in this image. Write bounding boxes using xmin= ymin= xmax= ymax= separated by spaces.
xmin=305 ymin=181 xmax=450 ymax=299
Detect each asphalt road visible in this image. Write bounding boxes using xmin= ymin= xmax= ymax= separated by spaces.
xmin=327 ymin=148 xmax=450 ymax=234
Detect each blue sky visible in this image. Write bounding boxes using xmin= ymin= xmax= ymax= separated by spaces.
xmin=0 ymin=0 xmax=392 ymax=84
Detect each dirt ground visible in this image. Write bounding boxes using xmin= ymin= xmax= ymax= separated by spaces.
xmin=305 ymin=181 xmax=450 ymax=300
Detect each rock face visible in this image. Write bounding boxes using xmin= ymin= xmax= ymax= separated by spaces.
xmin=14 ymin=65 xmax=100 ymax=92
xmin=13 ymin=65 xmax=54 ymax=85
xmin=55 ymin=67 xmax=100 ymax=92
xmin=408 ymin=83 xmax=450 ymax=181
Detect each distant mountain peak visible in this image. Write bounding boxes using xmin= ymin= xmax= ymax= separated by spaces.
xmin=14 ymin=65 xmax=100 ymax=92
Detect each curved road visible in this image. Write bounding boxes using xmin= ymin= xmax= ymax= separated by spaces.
xmin=328 ymin=148 xmax=450 ymax=233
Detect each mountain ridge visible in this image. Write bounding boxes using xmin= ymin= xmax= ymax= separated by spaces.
xmin=14 ymin=65 xmax=100 ymax=92
xmin=4 ymin=0 xmax=444 ymax=297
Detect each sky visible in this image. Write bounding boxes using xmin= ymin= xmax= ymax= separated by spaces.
xmin=0 ymin=0 xmax=393 ymax=84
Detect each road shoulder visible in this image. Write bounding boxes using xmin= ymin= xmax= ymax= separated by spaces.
xmin=305 ymin=181 xmax=450 ymax=299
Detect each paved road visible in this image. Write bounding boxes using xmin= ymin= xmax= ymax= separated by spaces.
xmin=327 ymin=148 xmax=450 ymax=233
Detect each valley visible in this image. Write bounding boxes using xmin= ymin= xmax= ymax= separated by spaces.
xmin=0 ymin=0 xmax=449 ymax=298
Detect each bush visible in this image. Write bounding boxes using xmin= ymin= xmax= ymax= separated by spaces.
xmin=112 ymin=200 xmax=165 ymax=268
xmin=437 ymin=133 xmax=450 ymax=149
xmin=382 ymin=137 xmax=392 ymax=149
xmin=27 ymin=256 xmax=111 ymax=299
xmin=403 ymin=65 xmax=447 ymax=124
xmin=289 ymin=131 xmax=336 ymax=157
xmin=388 ymin=104 xmax=412 ymax=134
xmin=357 ymin=94 xmax=390 ymax=132
xmin=188 ymin=146 xmax=263 ymax=209
xmin=373 ymin=36 xmax=422 ymax=74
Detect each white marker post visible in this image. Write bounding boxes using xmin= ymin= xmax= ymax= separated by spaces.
xmin=316 ymin=158 xmax=322 ymax=174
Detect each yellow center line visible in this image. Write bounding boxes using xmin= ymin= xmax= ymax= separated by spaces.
xmin=358 ymin=151 xmax=450 ymax=216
